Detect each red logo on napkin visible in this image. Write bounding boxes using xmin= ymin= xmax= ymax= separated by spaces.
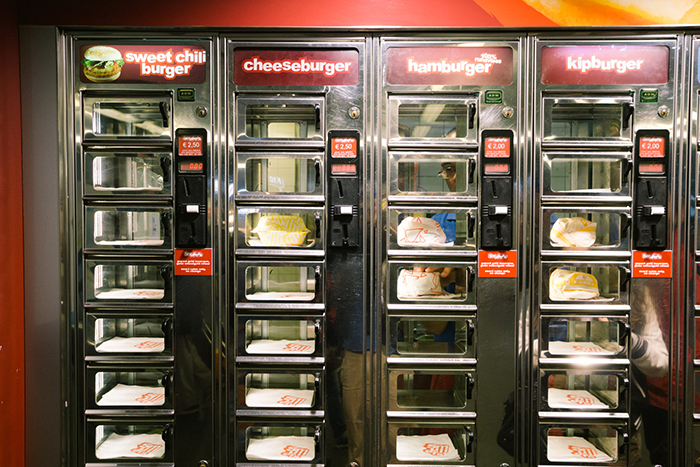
xmin=568 ymin=444 xmax=599 ymax=458
xmin=282 ymin=343 xmax=312 ymax=353
xmin=423 ymin=443 xmax=451 ymax=457
xmin=277 ymin=395 xmax=308 ymax=406
xmin=281 ymin=445 xmax=310 ymax=459
xmin=131 ymin=442 xmax=163 ymax=456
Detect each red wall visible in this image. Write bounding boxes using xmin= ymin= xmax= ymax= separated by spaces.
xmin=1 ymin=1 xmax=24 ymax=465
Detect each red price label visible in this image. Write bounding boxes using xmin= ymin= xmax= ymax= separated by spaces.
xmin=639 ymin=136 xmax=665 ymax=158
xmin=331 ymin=137 xmax=357 ymax=158
xmin=484 ymin=137 xmax=510 ymax=158
xmin=179 ymin=135 xmax=203 ymax=156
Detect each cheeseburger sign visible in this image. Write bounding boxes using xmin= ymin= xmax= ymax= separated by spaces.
xmin=233 ymin=49 xmax=359 ymax=86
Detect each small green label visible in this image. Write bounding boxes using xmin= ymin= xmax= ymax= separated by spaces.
xmin=485 ymin=90 xmax=503 ymax=104
xmin=177 ymin=88 xmax=195 ymax=102
xmin=640 ymin=89 xmax=658 ymax=103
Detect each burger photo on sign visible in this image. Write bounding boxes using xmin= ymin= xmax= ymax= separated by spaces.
xmin=82 ymin=46 xmax=124 ymax=82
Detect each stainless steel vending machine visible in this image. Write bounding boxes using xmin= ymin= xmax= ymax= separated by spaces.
xmin=225 ymin=35 xmax=371 ymax=467
xmin=376 ymin=35 xmax=525 ymax=467
xmin=61 ymin=33 xmax=219 ymax=466
xmin=530 ymin=34 xmax=683 ymax=467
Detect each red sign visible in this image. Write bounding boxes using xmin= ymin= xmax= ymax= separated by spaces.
xmin=386 ymin=47 xmax=514 ymax=85
xmin=639 ymin=136 xmax=665 ymax=158
xmin=540 ymin=45 xmax=669 ymax=85
xmin=233 ymin=49 xmax=359 ymax=86
xmin=478 ymin=250 xmax=517 ymax=278
xmin=632 ymin=250 xmax=672 ymax=278
xmin=179 ymin=135 xmax=204 ymax=156
xmin=175 ymin=248 xmax=213 ymax=276
xmin=331 ymin=137 xmax=357 ymax=158
xmin=79 ymin=45 xmax=207 ymax=84
xmin=484 ymin=137 xmax=511 ymax=158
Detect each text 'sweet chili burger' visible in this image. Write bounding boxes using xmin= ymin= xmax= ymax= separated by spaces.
xmin=82 ymin=46 xmax=124 ymax=82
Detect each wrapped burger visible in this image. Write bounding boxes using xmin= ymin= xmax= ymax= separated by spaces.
xmin=549 ymin=268 xmax=600 ymax=300
xmin=251 ymin=215 xmax=311 ymax=247
xmin=397 ymin=269 xmax=446 ymax=298
xmin=550 ymin=217 xmax=597 ymax=248
xmin=397 ymin=216 xmax=454 ymax=247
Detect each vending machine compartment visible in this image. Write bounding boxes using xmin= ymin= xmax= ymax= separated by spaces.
xmin=388 ymin=151 xmax=478 ymax=202
xmin=237 ymin=421 xmax=323 ymax=464
xmin=540 ymin=423 xmax=628 ymax=466
xmin=236 ymin=368 xmax=323 ymax=416
xmin=86 ymin=365 xmax=172 ymax=412
xmin=388 ymin=207 xmax=477 ymax=256
xmin=540 ymin=315 xmax=629 ymax=362
xmin=235 ymin=152 xmax=324 ymax=202
xmin=542 ymin=261 xmax=630 ymax=308
xmin=542 ymin=207 xmax=631 ymax=257
xmin=388 ymin=261 xmax=476 ymax=310
xmin=387 ymin=421 xmax=475 ymax=465
xmin=542 ymin=151 xmax=632 ymax=202
xmin=387 ymin=367 xmax=476 ymax=416
xmin=541 ymin=95 xmax=634 ymax=146
xmin=388 ymin=315 xmax=476 ymax=363
xmin=236 ymin=207 xmax=324 ymax=256
xmin=86 ymin=313 xmax=171 ymax=359
xmin=83 ymin=93 xmax=173 ymax=143
xmin=236 ymin=315 xmax=324 ymax=363
xmin=236 ymin=96 xmax=325 ymax=148
xmin=85 ymin=260 xmax=172 ymax=305
xmin=539 ymin=368 xmax=629 ymax=414
xmin=87 ymin=419 xmax=172 ymax=463
xmin=235 ymin=261 xmax=324 ymax=309
xmin=85 ymin=205 xmax=172 ymax=251
xmin=84 ymin=149 xmax=171 ymax=197
xmin=388 ymin=96 xmax=479 ymax=148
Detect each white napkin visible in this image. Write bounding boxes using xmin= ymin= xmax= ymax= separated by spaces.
xmin=248 ymin=292 xmax=315 ymax=301
xmin=548 ymin=341 xmax=616 ymax=356
xmin=396 ymin=433 xmax=460 ymax=462
xmin=245 ymin=388 xmax=314 ymax=408
xmin=547 ymin=388 xmax=608 ymax=409
xmin=96 ymin=432 xmax=165 ymax=459
xmin=97 ymin=384 xmax=165 ymax=406
xmin=246 ymin=339 xmax=315 ymax=355
xmin=95 ymin=288 xmax=164 ymax=300
xmin=547 ymin=435 xmax=613 ymax=463
xmin=246 ymin=436 xmax=315 ymax=461
xmin=96 ymin=336 xmax=164 ymax=353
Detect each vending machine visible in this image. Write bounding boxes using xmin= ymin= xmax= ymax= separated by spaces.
xmin=61 ymin=33 xmax=219 ymax=466
xmin=530 ymin=34 xmax=683 ymax=466
xmin=225 ymin=36 xmax=371 ymax=467
xmin=376 ymin=35 xmax=525 ymax=467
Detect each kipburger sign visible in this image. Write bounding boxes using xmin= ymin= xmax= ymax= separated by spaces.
xmin=79 ymin=44 xmax=207 ymax=84
xmin=233 ymin=49 xmax=359 ymax=86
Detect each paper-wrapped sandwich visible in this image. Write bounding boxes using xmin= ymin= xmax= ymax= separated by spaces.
xmin=397 ymin=217 xmax=453 ymax=247
xmin=397 ymin=269 xmax=446 ymax=298
xmin=549 ymin=268 xmax=600 ymax=300
xmin=550 ymin=217 xmax=597 ymax=248
xmin=251 ymin=215 xmax=310 ymax=247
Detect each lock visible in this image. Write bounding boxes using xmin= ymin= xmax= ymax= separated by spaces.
xmin=196 ymin=106 xmax=208 ymax=118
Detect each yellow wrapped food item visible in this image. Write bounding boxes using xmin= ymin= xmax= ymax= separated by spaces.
xmin=251 ymin=215 xmax=310 ymax=246
xmin=549 ymin=268 xmax=599 ymax=300
xmin=550 ymin=217 xmax=597 ymax=247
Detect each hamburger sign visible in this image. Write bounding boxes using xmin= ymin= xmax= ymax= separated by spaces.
xmin=79 ymin=44 xmax=207 ymax=84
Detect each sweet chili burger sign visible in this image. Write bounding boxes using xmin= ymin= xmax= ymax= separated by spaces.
xmin=79 ymin=44 xmax=207 ymax=84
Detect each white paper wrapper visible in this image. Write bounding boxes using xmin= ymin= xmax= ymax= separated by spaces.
xmin=246 ymin=436 xmax=315 ymax=461
xmin=95 ymin=288 xmax=164 ymax=300
xmin=245 ymin=388 xmax=315 ymax=408
xmin=547 ymin=435 xmax=613 ymax=463
xmin=548 ymin=341 xmax=616 ymax=356
xmin=97 ymin=384 xmax=165 ymax=406
xmin=251 ymin=215 xmax=311 ymax=247
xmin=397 ymin=269 xmax=448 ymax=299
xmin=397 ymin=217 xmax=453 ymax=247
xmin=246 ymin=339 xmax=315 ymax=355
xmin=396 ymin=434 xmax=460 ymax=462
xmin=550 ymin=217 xmax=597 ymax=247
xmin=96 ymin=433 xmax=165 ymax=459
xmin=247 ymin=292 xmax=315 ymax=301
xmin=96 ymin=336 xmax=164 ymax=353
xmin=95 ymin=239 xmax=164 ymax=246
xmin=549 ymin=269 xmax=600 ymax=300
xmin=547 ymin=388 xmax=608 ymax=409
